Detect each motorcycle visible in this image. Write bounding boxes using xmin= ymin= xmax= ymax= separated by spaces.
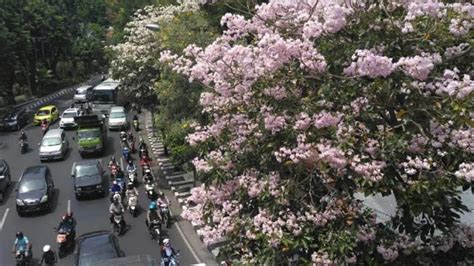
xmin=139 ymin=147 xmax=148 ymax=159
xmin=128 ymin=169 xmax=138 ymax=187
xmin=159 ymin=202 xmax=171 ymax=228
xmin=161 ymin=252 xmax=180 ymax=266
xmin=122 ymin=147 xmax=131 ymax=162
xmin=15 ymin=249 xmax=32 ymax=266
xmin=129 ymin=139 xmax=136 ymax=153
xmin=133 ymin=119 xmax=139 ymax=131
xmin=145 ymin=181 xmax=158 ymax=201
xmin=110 ymin=164 xmax=119 ymax=179
xmin=128 ymin=194 xmax=138 ymax=217
xmin=112 ymin=213 xmax=125 ymax=236
xmin=121 ymin=137 xmax=129 ymax=148
xmin=19 ymin=139 xmax=28 ymax=154
xmin=56 ymin=226 xmax=74 ymax=258
xmin=149 ymin=219 xmax=162 ymax=241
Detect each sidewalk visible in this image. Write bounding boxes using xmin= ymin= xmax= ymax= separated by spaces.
xmin=138 ymin=110 xmax=221 ymax=266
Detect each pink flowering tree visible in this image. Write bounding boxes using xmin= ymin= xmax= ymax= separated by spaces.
xmin=161 ymin=0 xmax=473 ymax=264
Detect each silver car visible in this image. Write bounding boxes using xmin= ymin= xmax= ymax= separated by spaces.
xmin=39 ymin=129 xmax=69 ymax=161
xmin=73 ymin=85 xmax=93 ymax=103
xmin=108 ymin=106 xmax=128 ymax=130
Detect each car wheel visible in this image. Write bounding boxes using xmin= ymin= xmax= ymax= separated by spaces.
xmin=16 ymin=207 xmax=24 ymax=217
xmin=75 ymin=194 xmax=81 ymax=201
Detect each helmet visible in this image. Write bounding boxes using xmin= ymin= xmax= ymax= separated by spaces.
xmin=111 ymin=156 xmax=115 ymax=161
xmin=43 ymin=245 xmax=51 ymax=253
xmin=21 ymin=131 xmax=25 ymax=135
xmin=163 ymin=238 xmax=170 ymax=246
xmin=113 ymin=194 xmax=121 ymax=202
xmin=145 ymin=169 xmax=151 ymax=174
xmin=139 ymin=138 xmax=144 ymax=143
xmin=158 ymin=191 xmax=164 ymax=197
xmin=16 ymin=232 xmax=23 ymax=239
xmin=64 ymin=212 xmax=73 ymax=219
xmin=128 ymin=160 xmax=133 ymax=165
xmin=149 ymin=201 xmax=157 ymax=210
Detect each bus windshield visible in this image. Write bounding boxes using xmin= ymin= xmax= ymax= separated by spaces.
xmin=92 ymin=90 xmax=115 ymax=104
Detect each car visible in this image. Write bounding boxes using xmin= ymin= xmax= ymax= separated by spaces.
xmin=0 ymin=160 xmax=12 ymax=202
xmin=60 ymin=108 xmax=81 ymax=129
xmin=73 ymin=85 xmax=94 ymax=104
xmin=0 ymin=108 xmax=29 ymax=131
xmin=74 ymin=231 xmax=124 ymax=266
xmin=39 ymin=128 xmax=69 ymax=161
xmin=107 ymin=106 xmax=128 ymax=130
xmin=33 ymin=105 xmax=59 ymax=125
xmin=72 ymin=160 xmax=106 ymax=200
xmin=15 ymin=165 xmax=55 ymax=216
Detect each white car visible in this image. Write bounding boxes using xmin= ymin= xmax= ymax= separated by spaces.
xmin=60 ymin=108 xmax=81 ymax=129
xmin=73 ymin=85 xmax=93 ymax=103
xmin=108 ymin=106 xmax=128 ymax=130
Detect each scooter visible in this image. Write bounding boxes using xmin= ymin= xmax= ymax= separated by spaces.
xmin=128 ymin=170 xmax=138 ymax=187
xmin=128 ymin=194 xmax=138 ymax=217
xmin=139 ymin=147 xmax=148 ymax=159
xmin=160 ymin=202 xmax=171 ymax=228
xmin=149 ymin=219 xmax=162 ymax=242
xmin=112 ymin=213 xmax=125 ymax=236
xmin=56 ymin=227 xmax=74 ymax=258
xmin=15 ymin=249 xmax=32 ymax=266
xmin=19 ymin=139 xmax=28 ymax=154
xmin=161 ymin=252 xmax=180 ymax=266
xmin=122 ymin=147 xmax=131 ymax=162
xmin=145 ymin=181 xmax=158 ymax=201
xmin=133 ymin=119 xmax=139 ymax=131
xmin=110 ymin=164 xmax=119 ymax=179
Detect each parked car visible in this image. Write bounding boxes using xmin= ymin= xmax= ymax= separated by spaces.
xmin=16 ymin=165 xmax=55 ymax=216
xmin=74 ymin=231 xmax=124 ymax=266
xmin=0 ymin=160 xmax=12 ymax=202
xmin=73 ymin=85 xmax=94 ymax=104
xmin=33 ymin=105 xmax=59 ymax=125
xmin=60 ymin=108 xmax=81 ymax=129
xmin=0 ymin=108 xmax=29 ymax=131
xmin=39 ymin=128 xmax=69 ymax=161
xmin=72 ymin=160 xmax=106 ymax=200
xmin=107 ymin=106 xmax=128 ymax=130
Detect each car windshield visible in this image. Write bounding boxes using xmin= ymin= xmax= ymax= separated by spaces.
xmin=78 ymin=234 xmax=118 ymax=266
xmin=78 ymin=129 xmax=100 ymax=139
xmin=62 ymin=112 xmax=76 ymax=118
xmin=76 ymin=89 xmax=87 ymax=95
xmin=19 ymin=178 xmax=46 ymax=193
xmin=109 ymin=112 xmax=125 ymax=118
xmin=76 ymin=164 xmax=99 ymax=177
xmin=36 ymin=110 xmax=50 ymax=116
xmin=92 ymin=90 xmax=114 ymax=104
xmin=42 ymin=137 xmax=61 ymax=146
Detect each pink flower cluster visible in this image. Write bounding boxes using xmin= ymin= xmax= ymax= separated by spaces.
xmin=449 ymin=18 xmax=473 ymax=36
xmin=311 ymin=251 xmax=335 ymax=265
xmin=263 ymin=112 xmax=288 ymax=134
xmin=427 ymin=69 xmax=474 ymax=100
xmin=315 ymin=142 xmax=347 ymax=170
xmin=400 ymin=156 xmax=433 ymax=176
xmin=351 ymin=156 xmax=386 ymax=182
xmin=376 ymin=244 xmax=399 ymax=262
xmin=293 ymin=112 xmax=312 ymax=130
xmin=454 ymin=162 xmax=474 ymax=182
xmin=192 ymin=157 xmax=213 ymax=173
xmin=396 ymin=53 xmax=442 ymax=81
xmin=450 ymin=128 xmax=474 ymax=153
xmin=407 ymin=134 xmax=429 ymax=153
xmin=274 ymin=134 xmax=314 ymax=163
xmin=313 ymin=111 xmax=342 ymax=129
xmin=350 ymin=97 xmax=369 ymax=117
xmin=344 ymin=49 xmax=395 ymax=78
xmin=444 ymin=43 xmax=470 ymax=59
xmin=263 ymin=85 xmax=287 ymax=100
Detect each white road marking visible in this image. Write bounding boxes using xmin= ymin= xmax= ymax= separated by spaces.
xmin=120 ymin=157 xmax=124 ymax=171
xmin=169 ymin=207 xmax=201 ymax=263
xmin=0 ymin=208 xmax=10 ymax=231
xmin=67 ymin=200 xmax=71 ymax=213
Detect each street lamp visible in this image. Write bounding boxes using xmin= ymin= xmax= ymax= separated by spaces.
xmin=144 ymin=23 xmax=160 ymax=32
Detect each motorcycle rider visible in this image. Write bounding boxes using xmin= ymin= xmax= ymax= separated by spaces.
xmin=11 ymin=232 xmax=30 ymax=258
xmin=132 ymin=114 xmax=139 ymax=127
xmin=19 ymin=131 xmax=28 ymax=141
xmin=41 ymin=119 xmax=48 ymax=134
xmin=161 ymin=238 xmax=177 ymax=263
xmin=127 ymin=130 xmax=134 ymax=142
xmin=143 ymin=168 xmax=154 ymax=183
xmin=40 ymin=245 xmax=56 ymax=265
xmin=138 ymin=138 xmax=147 ymax=157
xmin=57 ymin=212 xmax=76 ymax=240
xmin=120 ymin=130 xmax=127 ymax=140
xmin=122 ymin=146 xmax=130 ymax=161
xmin=109 ymin=194 xmax=125 ymax=225
xmin=125 ymin=182 xmax=139 ymax=200
xmin=146 ymin=202 xmax=163 ymax=234
xmin=108 ymin=156 xmax=117 ymax=168
xmin=110 ymin=180 xmax=123 ymax=199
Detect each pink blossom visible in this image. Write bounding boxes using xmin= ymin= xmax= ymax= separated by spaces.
xmin=407 ymin=134 xmax=429 ymax=153
xmin=263 ymin=85 xmax=287 ymax=100
xmin=449 ymin=18 xmax=472 ymax=36
xmin=315 ymin=142 xmax=347 ymax=170
xmin=351 ymin=156 xmax=386 ymax=182
xmin=377 ymin=244 xmax=399 ymax=262
xmin=396 ymin=54 xmax=441 ymax=81
xmin=344 ymin=49 xmax=395 ymax=78
xmin=294 ymin=112 xmax=312 ymax=130
xmin=313 ymin=111 xmax=342 ymax=129
xmin=350 ymin=97 xmax=369 ymax=117
xmin=263 ymin=112 xmax=287 ymax=134
xmin=192 ymin=157 xmax=213 ymax=173
xmin=455 ymin=162 xmax=474 ymax=182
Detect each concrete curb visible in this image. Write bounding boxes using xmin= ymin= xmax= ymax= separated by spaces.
xmin=140 ymin=111 xmax=226 ymax=265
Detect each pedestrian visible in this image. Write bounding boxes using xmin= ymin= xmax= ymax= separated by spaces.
xmin=40 ymin=245 xmax=57 ymax=265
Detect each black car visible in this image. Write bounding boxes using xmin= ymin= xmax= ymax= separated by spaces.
xmin=72 ymin=160 xmax=106 ymax=200
xmin=74 ymin=231 xmax=124 ymax=266
xmin=16 ymin=165 xmax=55 ymax=216
xmin=0 ymin=108 xmax=29 ymax=131
xmin=0 ymin=160 xmax=12 ymax=202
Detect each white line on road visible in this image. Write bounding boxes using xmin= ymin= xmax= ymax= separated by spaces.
xmin=120 ymin=157 xmax=124 ymax=171
xmin=67 ymin=200 xmax=71 ymax=213
xmin=0 ymin=208 xmax=10 ymax=232
xmin=170 ymin=207 xmax=202 ymax=263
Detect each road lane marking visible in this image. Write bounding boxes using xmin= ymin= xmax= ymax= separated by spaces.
xmin=68 ymin=200 xmax=71 ymax=213
xmin=170 ymin=207 xmax=202 ymax=263
xmin=0 ymin=208 xmax=10 ymax=231
xmin=120 ymin=157 xmax=124 ymax=171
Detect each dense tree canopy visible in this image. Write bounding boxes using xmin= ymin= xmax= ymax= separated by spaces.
xmin=160 ymin=0 xmax=473 ymax=264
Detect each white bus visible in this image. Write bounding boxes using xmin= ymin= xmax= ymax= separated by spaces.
xmin=91 ymin=79 xmax=121 ymax=115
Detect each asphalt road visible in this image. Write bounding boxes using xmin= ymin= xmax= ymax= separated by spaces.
xmin=0 ymin=92 xmax=196 ymax=265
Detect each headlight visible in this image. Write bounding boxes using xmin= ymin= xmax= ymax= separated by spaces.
xmin=40 ymin=195 xmax=48 ymax=203
xmin=8 ymin=121 xmax=16 ymax=125
xmin=76 ymin=187 xmax=82 ymax=191
xmin=0 ymin=175 xmax=4 ymax=179
xmin=96 ymin=184 xmax=102 ymax=189
xmin=16 ymin=199 xmax=24 ymax=206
